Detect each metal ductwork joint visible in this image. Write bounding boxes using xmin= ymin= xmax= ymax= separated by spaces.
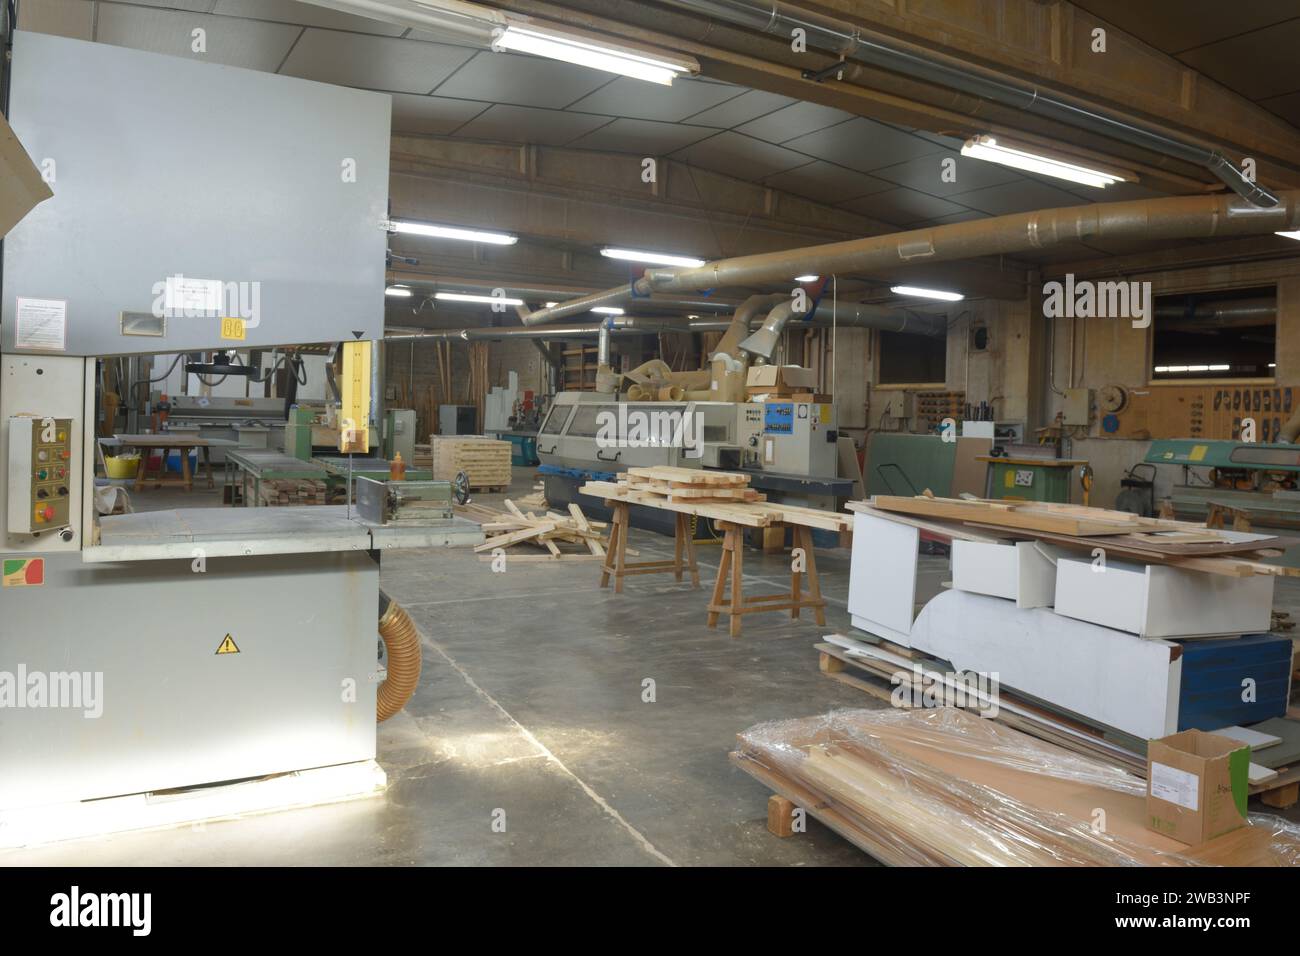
xmin=664 ymin=0 xmax=1281 ymax=207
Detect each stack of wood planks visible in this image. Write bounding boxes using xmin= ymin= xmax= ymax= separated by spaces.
xmin=257 ymin=479 xmax=343 ymax=507
xmin=622 ymin=466 xmax=765 ymax=502
xmin=428 ymin=436 xmax=512 ymax=491
xmin=735 ymin=707 xmax=1300 ymax=866
xmin=516 ymin=481 xmax=548 ymax=511
xmin=472 ymin=500 xmax=609 ymax=562
xmin=582 ymin=469 xmax=849 ymax=533
xmin=863 ymin=494 xmax=1299 ymax=579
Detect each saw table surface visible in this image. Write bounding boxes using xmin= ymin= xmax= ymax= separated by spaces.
xmin=86 ymin=506 xmax=483 ymax=562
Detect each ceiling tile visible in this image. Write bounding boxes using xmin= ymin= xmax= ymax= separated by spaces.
xmin=1261 ymin=90 xmax=1300 ymax=127
xmin=390 ymin=94 xmax=488 ymax=136
xmin=96 ymin=4 xmax=302 ymax=72
xmin=670 ymin=131 xmax=808 ymax=181
xmin=844 ymin=188 xmax=967 ymax=225
xmin=782 ymin=118 xmax=945 ymax=173
xmin=431 ymin=51 xmax=614 ymax=109
xmin=761 ymin=161 xmax=893 ymax=204
xmin=566 ymin=76 xmax=739 ymax=122
xmin=873 ymin=151 xmax=1021 ymax=197
xmin=950 ymin=180 xmax=1085 ymax=215
xmin=682 ymin=89 xmax=797 ymax=128
xmin=456 ymin=105 xmax=612 ymax=146
xmin=1177 ymin=19 xmax=1300 ymax=100
xmin=1055 ymin=180 xmax=1165 ymax=203
xmin=736 ymin=101 xmax=855 ymax=144
xmin=18 ymin=0 xmax=94 ymax=40
xmin=279 ymin=28 xmax=475 ymax=94
xmin=104 ymin=0 xmax=217 ymax=11
xmin=922 ymin=210 xmax=991 ymax=226
xmin=569 ymin=118 xmax=716 ymax=155
xmin=913 ymin=129 xmax=967 ymax=150
xmin=212 ymin=0 xmax=406 ymax=36
xmin=1071 ymin=0 xmax=1295 ymax=55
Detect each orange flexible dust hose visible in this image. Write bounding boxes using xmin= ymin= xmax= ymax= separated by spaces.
xmin=377 ymin=596 xmax=422 ymax=722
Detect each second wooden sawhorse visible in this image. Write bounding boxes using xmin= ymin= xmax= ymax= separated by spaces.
xmin=599 ymin=499 xmax=700 ymax=592
xmin=707 ymin=520 xmax=825 ymax=638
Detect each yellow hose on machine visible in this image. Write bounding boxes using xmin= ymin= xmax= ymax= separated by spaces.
xmin=377 ymin=593 xmax=421 ymax=722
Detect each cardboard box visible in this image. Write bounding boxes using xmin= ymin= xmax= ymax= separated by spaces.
xmin=1146 ymin=730 xmax=1250 ymax=844
xmin=0 ymin=112 xmax=53 ymax=238
xmin=745 ymin=365 xmax=817 ymax=396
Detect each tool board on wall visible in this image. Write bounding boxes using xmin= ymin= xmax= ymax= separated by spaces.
xmin=1105 ymin=384 xmax=1296 ymax=441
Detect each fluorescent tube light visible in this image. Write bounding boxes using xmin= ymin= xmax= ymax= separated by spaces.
xmin=960 ymin=136 xmax=1126 ymax=189
xmin=495 ymin=25 xmax=691 ymax=86
xmin=592 ymin=307 xmax=625 ymax=315
xmin=1208 ymin=365 xmax=1231 ymax=371
xmin=1276 ymin=230 xmax=1300 ymax=240
xmin=385 ymin=287 xmax=412 ymax=297
xmin=435 ymin=292 xmax=525 ymax=306
xmin=601 ymin=247 xmax=706 ymax=268
xmin=795 ymin=275 xmax=819 ymax=283
xmin=890 ymin=285 xmax=965 ymax=302
xmin=389 ymin=219 xmax=517 ymax=245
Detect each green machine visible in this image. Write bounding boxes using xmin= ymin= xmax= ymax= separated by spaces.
xmin=865 ymin=433 xmax=993 ymax=498
xmin=1145 ymin=438 xmax=1300 ymax=527
xmin=980 ymin=455 xmax=1087 ymax=503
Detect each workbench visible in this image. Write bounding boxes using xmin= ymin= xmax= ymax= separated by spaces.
xmin=312 ymin=455 xmax=434 ymax=482
xmin=112 ymin=434 xmax=238 ymax=492
xmin=581 ymin=481 xmax=849 ymax=637
xmin=224 ymin=449 xmax=333 ymax=507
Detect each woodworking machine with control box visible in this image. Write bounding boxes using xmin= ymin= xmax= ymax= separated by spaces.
xmin=0 ymin=32 xmax=481 ymax=845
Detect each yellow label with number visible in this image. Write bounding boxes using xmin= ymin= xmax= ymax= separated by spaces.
xmin=220 ymin=317 xmax=246 ymax=341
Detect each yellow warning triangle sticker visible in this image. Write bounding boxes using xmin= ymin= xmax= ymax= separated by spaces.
xmin=215 ymin=634 xmax=240 ymax=655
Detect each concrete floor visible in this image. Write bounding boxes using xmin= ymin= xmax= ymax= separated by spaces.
xmin=5 ymin=470 xmax=1297 ymax=865
xmin=2 ymin=472 xmax=875 ymax=866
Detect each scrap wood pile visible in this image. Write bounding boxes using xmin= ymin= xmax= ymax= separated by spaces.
xmin=582 ymin=467 xmax=849 ymax=532
xmin=471 ymin=499 xmax=609 ymax=562
xmin=861 ymin=493 xmax=1299 ymax=578
xmin=734 ymin=707 xmax=1300 ymax=866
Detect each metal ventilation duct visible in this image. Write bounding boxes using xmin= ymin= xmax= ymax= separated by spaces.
xmin=662 ymin=0 xmax=1279 ymax=207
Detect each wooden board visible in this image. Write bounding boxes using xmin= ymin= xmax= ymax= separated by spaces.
xmin=625 ymin=465 xmax=749 ymax=486
xmin=869 ymin=494 xmax=1163 ymax=536
xmin=581 ymin=481 xmax=850 ymax=532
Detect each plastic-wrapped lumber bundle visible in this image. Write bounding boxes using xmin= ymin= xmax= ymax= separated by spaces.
xmin=732 ymin=708 xmax=1300 ymax=866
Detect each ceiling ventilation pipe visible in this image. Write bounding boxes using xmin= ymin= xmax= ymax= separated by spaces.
xmin=520 ymin=191 xmax=1300 ymax=328
xmin=662 ymin=0 xmax=1279 ymax=207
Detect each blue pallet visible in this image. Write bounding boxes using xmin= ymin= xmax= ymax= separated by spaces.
xmin=1176 ymin=632 xmax=1292 ymax=731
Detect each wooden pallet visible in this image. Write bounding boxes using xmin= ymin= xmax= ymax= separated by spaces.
xmin=428 ymin=436 xmax=512 ymax=489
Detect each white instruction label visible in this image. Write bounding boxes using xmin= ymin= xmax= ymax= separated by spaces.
xmin=14 ymin=297 xmax=67 ymax=350
xmin=1150 ymin=761 xmax=1199 ymax=811
xmin=164 ymin=276 xmax=223 ymax=315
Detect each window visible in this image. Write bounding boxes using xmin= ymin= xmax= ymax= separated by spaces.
xmin=877 ymin=329 xmax=946 ymax=385
xmin=539 ymin=404 xmax=574 ymax=436
xmin=1150 ymin=286 xmax=1276 ymax=381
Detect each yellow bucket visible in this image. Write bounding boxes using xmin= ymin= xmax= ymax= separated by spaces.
xmin=104 ymin=454 xmax=140 ymax=479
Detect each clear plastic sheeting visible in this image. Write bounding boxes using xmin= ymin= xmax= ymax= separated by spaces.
xmin=733 ymin=707 xmax=1300 ymax=867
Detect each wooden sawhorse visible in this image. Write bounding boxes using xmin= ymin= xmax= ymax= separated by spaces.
xmin=707 ymin=521 xmax=825 ymax=638
xmin=600 ymin=500 xmax=700 ymax=593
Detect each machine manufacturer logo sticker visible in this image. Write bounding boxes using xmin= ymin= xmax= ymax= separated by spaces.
xmin=2 ymin=558 xmax=44 ymax=586
xmin=215 ymin=634 xmax=240 ymax=655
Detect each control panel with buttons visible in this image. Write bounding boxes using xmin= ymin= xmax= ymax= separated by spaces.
xmin=7 ymin=416 xmax=74 ymax=535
